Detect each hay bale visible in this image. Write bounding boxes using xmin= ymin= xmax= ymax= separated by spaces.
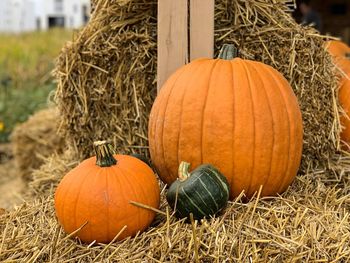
xmin=1 ymin=163 xmax=350 ymax=261
xmin=28 ymin=149 xmax=78 ymax=196
xmin=11 ymin=107 xmax=66 ymax=181
xmin=0 ymin=143 xmax=13 ymax=164
xmin=55 ymin=0 xmax=340 ymax=174
xmin=90 ymin=0 xmax=97 ymax=12
xmin=55 ymin=0 xmax=157 ymax=160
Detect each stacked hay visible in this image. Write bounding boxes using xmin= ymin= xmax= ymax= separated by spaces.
xmin=55 ymin=0 xmax=340 ymax=174
xmin=11 ymin=107 xmax=66 ymax=181
xmin=0 ymin=143 xmax=12 ymax=164
xmin=90 ymin=0 xmax=97 ymax=12
xmin=55 ymin=0 xmax=157 ymax=160
xmin=1 ymin=167 xmax=350 ymax=261
xmin=28 ymin=149 xmax=78 ymax=196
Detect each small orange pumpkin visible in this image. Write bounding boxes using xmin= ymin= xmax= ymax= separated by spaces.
xmin=54 ymin=141 xmax=160 ymax=243
xmin=149 ymin=44 xmax=303 ymax=199
xmin=325 ymin=40 xmax=350 ymax=58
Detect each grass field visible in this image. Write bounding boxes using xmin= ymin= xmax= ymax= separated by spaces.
xmin=0 ymin=29 xmax=72 ymax=142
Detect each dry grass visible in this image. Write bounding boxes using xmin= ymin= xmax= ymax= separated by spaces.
xmin=0 ymin=29 xmax=72 ymax=143
xmin=0 ymin=145 xmax=24 ymax=210
xmin=11 ymin=108 xmax=66 ymax=181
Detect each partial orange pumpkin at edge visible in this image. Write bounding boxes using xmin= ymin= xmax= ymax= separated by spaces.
xmin=335 ymin=57 xmax=350 ymax=150
xmin=325 ymin=38 xmax=350 ymax=150
xmin=325 ymin=40 xmax=350 ymax=58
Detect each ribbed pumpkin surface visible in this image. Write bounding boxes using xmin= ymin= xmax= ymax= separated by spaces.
xmin=55 ymin=155 xmax=160 ymax=243
xmin=149 ymin=58 xmax=303 ymax=199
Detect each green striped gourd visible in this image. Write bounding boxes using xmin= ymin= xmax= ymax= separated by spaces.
xmin=166 ymin=162 xmax=230 ymax=220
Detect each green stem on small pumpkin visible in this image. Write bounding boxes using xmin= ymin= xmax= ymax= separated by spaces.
xmin=178 ymin=161 xmax=191 ymax=181
xmin=94 ymin=140 xmax=117 ymax=167
xmin=218 ymin=44 xmax=239 ymax=60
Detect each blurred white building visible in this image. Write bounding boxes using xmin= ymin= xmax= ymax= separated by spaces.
xmin=0 ymin=0 xmax=90 ymax=33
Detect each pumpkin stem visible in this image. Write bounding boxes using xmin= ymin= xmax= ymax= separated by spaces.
xmin=218 ymin=44 xmax=239 ymax=60
xmin=94 ymin=140 xmax=117 ymax=167
xmin=178 ymin=162 xmax=191 ymax=181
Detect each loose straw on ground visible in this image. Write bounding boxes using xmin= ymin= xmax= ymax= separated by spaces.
xmin=1 ymin=165 xmax=350 ymax=261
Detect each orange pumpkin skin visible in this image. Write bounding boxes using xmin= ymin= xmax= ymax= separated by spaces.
xmin=325 ymin=40 xmax=350 ymax=58
xmin=336 ymin=58 xmax=350 ymax=149
xmin=149 ymin=45 xmax=303 ymax=199
xmin=326 ymin=49 xmax=350 ymax=149
xmin=340 ymin=79 xmax=350 ymax=148
xmin=54 ymin=142 xmax=160 ymax=243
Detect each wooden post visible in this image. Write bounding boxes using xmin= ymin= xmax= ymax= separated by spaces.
xmin=157 ymin=0 xmax=188 ymax=92
xmin=157 ymin=0 xmax=215 ymax=91
xmin=190 ymin=0 xmax=215 ymax=61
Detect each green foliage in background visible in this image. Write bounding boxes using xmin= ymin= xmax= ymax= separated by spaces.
xmin=0 ymin=29 xmax=72 ymax=142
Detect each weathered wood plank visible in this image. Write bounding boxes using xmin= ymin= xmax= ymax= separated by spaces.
xmin=157 ymin=0 xmax=188 ymax=91
xmin=190 ymin=0 xmax=215 ymax=61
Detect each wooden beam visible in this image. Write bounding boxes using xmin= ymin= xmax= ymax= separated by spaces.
xmin=157 ymin=0 xmax=188 ymax=91
xmin=190 ymin=0 xmax=215 ymax=61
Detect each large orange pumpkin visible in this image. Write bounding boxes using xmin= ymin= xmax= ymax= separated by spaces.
xmin=149 ymin=44 xmax=303 ymax=199
xmin=325 ymin=40 xmax=350 ymax=58
xmin=54 ymin=141 xmax=160 ymax=243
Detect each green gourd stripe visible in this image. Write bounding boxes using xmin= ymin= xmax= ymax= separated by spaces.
xmin=198 ymin=177 xmax=219 ymax=210
xmin=201 ymin=169 xmax=226 ymax=198
xmin=188 ymin=174 xmax=203 ymax=184
xmin=172 ymin=186 xmax=194 ymax=218
xmin=205 ymin=171 xmax=228 ymax=198
xmin=191 ymin=185 xmax=216 ymax=215
xmin=177 ymin=196 xmax=193 ymax=218
xmin=181 ymin=188 xmax=207 ymax=217
xmin=210 ymin=169 xmax=230 ymax=195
